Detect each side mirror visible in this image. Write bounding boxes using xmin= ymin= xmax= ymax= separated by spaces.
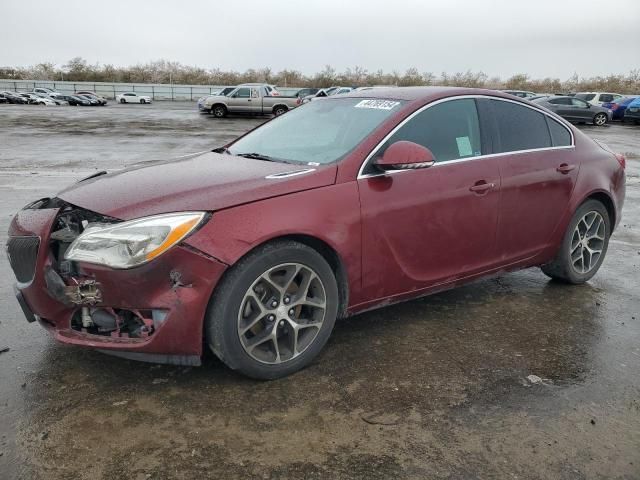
xmin=374 ymin=141 xmax=436 ymax=171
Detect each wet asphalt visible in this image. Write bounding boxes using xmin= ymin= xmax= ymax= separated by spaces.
xmin=0 ymin=102 xmax=638 ymax=480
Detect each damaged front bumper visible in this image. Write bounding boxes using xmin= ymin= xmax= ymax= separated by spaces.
xmin=7 ymin=199 xmax=227 ymax=366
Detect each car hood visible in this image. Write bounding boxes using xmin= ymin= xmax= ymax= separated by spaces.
xmin=57 ymin=151 xmax=337 ymax=220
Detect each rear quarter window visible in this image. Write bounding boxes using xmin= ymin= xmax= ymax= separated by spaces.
xmin=490 ymin=100 xmax=551 ymax=152
xmin=546 ymin=117 xmax=572 ymax=147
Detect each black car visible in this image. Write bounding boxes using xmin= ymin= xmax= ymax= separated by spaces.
xmin=75 ymin=91 xmax=108 ymax=105
xmin=59 ymin=95 xmax=91 ymax=106
xmin=1 ymin=91 xmax=28 ymax=104
xmin=76 ymin=94 xmax=101 ymax=106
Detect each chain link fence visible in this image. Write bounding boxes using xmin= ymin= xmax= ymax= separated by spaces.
xmin=0 ymin=79 xmax=302 ymax=101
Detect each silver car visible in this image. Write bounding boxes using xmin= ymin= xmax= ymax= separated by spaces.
xmin=533 ymin=96 xmax=611 ymax=126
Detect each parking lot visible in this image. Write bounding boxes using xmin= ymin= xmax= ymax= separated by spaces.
xmin=0 ymin=101 xmax=639 ymax=479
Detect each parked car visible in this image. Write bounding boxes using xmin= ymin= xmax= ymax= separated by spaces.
xmin=33 ymin=92 xmax=69 ymax=106
xmin=20 ymin=93 xmax=57 ymax=106
xmin=623 ymin=97 xmax=640 ymax=124
xmin=57 ymin=95 xmax=91 ymax=106
xmin=574 ymin=92 xmax=624 ymax=106
xmin=1 ymin=91 xmax=28 ymax=104
xmin=8 ymin=87 xmax=626 ymax=379
xmin=533 ymin=96 xmax=611 ymax=126
xmin=76 ymin=94 xmax=101 ymax=106
xmin=197 ymin=87 xmax=236 ymax=112
xmin=602 ymin=96 xmax=638 ymax=121
xmin=502 ymin=90 xmax=537 ymax=98
xmin=202 ymin=84 xmax=298 ymax=117
xmin=294 ymin=88 xmax=320 ymax=98
xmin=301 ymin=87 xmax=354 ymax=104
xmin=75 ymin=91 xmax=108 ymax=105
xmin=19 ymin=93 xmax=41 ymax=104
xmin=33 ymin=87 xmax=62 ymax=98
xmin=116 ymin=92 xmax=152 ymax=104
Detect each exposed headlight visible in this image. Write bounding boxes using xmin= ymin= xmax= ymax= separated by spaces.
xmin=65 ymin=212 xmax=207 ymax=269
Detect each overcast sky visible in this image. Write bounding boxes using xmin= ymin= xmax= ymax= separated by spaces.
xmin=2 ymin=0 xmax=639 ymax=78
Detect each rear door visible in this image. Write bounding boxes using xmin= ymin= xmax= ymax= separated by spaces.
xmin=358 ymin=98 xmax=502 ymax=300
xmin=488 ymin=99 xmax=578 ymax=263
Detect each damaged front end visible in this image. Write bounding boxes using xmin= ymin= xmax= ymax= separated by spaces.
xmin=43 ymin=206 xmax=167 ymax=339
xmin=7 ymin=197 xmax=227 ymax=365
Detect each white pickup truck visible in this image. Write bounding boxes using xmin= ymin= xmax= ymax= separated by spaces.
xmin=202 ymin=83 xmax=299 ymax=118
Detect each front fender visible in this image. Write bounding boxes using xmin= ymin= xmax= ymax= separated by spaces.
xmin=184 ymin=182 xmax=364 ymax=306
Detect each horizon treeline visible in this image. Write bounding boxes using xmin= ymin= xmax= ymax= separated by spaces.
xmin=1 ymin=58 xmax=639 ymax=93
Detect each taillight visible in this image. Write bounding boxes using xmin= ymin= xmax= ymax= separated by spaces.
xmin=611 ymin=103 xmax=619 ymax=110
xmin=296 ymin=98 xmax=301 ymax=105
xmin=615 ymin=153 xmax=626 ymax=169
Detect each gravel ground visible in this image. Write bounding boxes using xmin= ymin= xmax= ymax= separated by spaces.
xmin=0 ymin=101 xmax=639 ymax=480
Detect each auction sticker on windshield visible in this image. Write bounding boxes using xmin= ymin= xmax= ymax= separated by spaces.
xmin=354 ymin=99 xmax=401 ymax=110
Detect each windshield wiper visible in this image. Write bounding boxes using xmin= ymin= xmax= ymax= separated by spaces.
xmin=235 ymin=152 xmax=288 ymax=163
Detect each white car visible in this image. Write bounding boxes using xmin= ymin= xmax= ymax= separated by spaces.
xmin=116 ymin=92 xmax=152 ymax=104
xmin=301 ymin=86 xmax=354 ymax=104
xmin=33 ymin=87 xmax=62 ymax=98
xmin=574 ymin=92 xmax=624 ymax=106
xmin=21 ymin=93 xmax=57 ymax=106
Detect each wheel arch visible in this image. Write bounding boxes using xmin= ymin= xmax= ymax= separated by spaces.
xmin=272 ymin=104 xmax=289 ymax=114
xmin=582 ymin=190 xmax=616 ymax=229
xmin=217 ymin=233 xmax=350 ymax=320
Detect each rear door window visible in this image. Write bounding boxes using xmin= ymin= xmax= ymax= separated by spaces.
xmin=491 ymin=100 xmax=551 ymax=152
xmin=549 ymin=97 xmax=571 ymax=105
xmin=380 ymin=98 xmax=482 ymax=162
xmin=599 ymin=94 xmax=613 ymax=103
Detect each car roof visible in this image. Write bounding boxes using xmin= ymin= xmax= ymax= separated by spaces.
xmin=337 ymin=86 xmax=528 ymax=103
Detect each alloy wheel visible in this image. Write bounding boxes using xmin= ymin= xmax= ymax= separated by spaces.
xmin=570 ymin=211 xmax=605 ymax=274
xmin=594 ymin=113 xmax=607 ymax=126
xmin=237 ymin=263 xmax=327 ymax=364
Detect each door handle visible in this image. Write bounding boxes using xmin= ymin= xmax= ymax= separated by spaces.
xmin=469 ymin=181 xmax=495 ymax=194
xmin=556 ymin=163 xmax=576 ymax=174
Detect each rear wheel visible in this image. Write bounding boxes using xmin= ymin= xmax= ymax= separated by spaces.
xmin=205 ymin=240 xmax=339 ymax=379
xmin=541 ymin=200 xmax=610 ymax=284
xmin=593 ymin=112 xmax=607 ymax=126
xmin=120 ymin=98 xmax=126 ymax=104
xmin=273 ymin=105 xmax=287 ymax=116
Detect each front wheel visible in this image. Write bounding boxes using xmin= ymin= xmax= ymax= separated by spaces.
xmin=140 ymin=99 xmax=146 ymax=104
xmin=541 ymin=200 xmax=610 ymax=284
xmin=205 ymin=241 xmax=339 ymax=379
xmin=593 ymin=112 xmax=608 ymax=126
xmin=211 ymin=104 xmax=227 ymax=118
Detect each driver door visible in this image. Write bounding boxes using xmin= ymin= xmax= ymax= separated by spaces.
xmin=357 ymin=98 xmax=502 ymax=301
xmin=227 ymin=87 xmax=252 ymax=112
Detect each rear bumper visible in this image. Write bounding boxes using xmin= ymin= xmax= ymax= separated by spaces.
xmin=8 ymin=205 xmax=227 ymax=362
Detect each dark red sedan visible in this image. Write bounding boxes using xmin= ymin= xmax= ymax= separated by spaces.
xmin=7 ymin=87 xmax=626 ymax=379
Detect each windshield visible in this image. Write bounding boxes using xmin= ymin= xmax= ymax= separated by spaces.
xmin=228 ymin=98 xmax=405 ymax=165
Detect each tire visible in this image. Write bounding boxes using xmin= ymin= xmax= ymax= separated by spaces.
xmin=120 ymin=98 xmax=126 ymax=104
xmin=541 ymin=199 xmax=610 ymax=284
xmin=205 ymin=240 xmax=339 ymax=379
xmin=140 ymin=99 xmax=145 ymax=104
xmin=211 ymin=104 xmax=227 ymax=118
xmin=593 ymin=112 xmax=607 ymax=126
xmin=273 ymin=105 xmax=287 ymax=116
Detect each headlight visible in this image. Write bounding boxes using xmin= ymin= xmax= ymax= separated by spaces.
xmin=65 ymin=212 xmax=207 ymax=269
